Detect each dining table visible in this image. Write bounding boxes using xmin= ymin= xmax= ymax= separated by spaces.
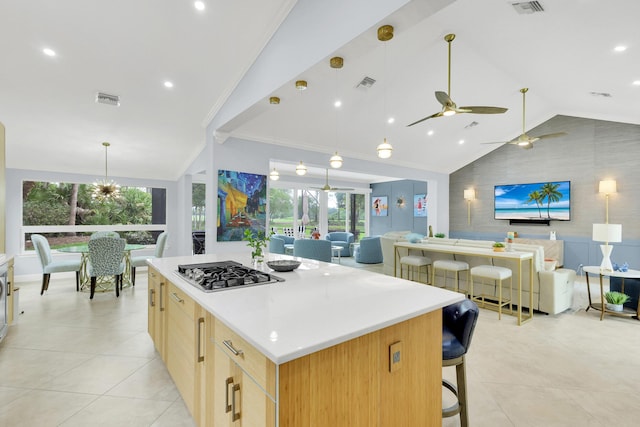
xmin=58 ymin=243 xmax=145 ymax=292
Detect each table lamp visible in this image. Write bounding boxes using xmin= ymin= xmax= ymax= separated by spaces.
xmin=592 ymin=223 xmax=622 ymax=271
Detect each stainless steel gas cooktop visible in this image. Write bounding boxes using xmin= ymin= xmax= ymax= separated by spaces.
xmin=175 ymin=260 xmax=284 ymax=292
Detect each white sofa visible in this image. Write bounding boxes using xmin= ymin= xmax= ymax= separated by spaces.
xmin=380 ymin=233 xmax=576 ymax=315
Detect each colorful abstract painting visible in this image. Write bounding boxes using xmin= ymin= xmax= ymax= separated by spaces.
xmin=217 ymin=169 xmax=267 ymax=241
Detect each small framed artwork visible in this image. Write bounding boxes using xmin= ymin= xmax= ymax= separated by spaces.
xmin=372 ymin=196 xmax=388 ymax=216
xmin=414 ymin=194 xmax=427 ymax=217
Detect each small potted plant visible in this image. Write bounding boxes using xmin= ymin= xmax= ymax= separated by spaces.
xmin=604 ymin=291 xmax=630 ymax=312
xmin=434 ymin=233 xmax=445 ymax=238
xmin=243 ymin=229 xmax=269 ymax=264
xmin=492 ymin=242 xmax=505 ymax=252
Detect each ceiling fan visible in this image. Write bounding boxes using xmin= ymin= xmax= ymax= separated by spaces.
xmin=482 ymin=88 xmax=567 ymax=149
xmin=311 ymin=169 xmax=354 ymax=192
xmin=407 ymin=33 xmax=508 ymax=127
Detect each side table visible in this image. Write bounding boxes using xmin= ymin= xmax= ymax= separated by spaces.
xmin=583 ymin=266 xmax=640 ymax=321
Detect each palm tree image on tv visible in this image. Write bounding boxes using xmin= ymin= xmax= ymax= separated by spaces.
xmin=495 ymin=181 xmax=570 ymax=221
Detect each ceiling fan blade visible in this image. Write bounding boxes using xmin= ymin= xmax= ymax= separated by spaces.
xmin=406 ymin=111 xmax=443 ymax=127
xmin=331 ymin=187 xmax=355 ymax=191
xmin=536 ymin=132 xmax=568 ymax=140
xmin=480 ymin=141 xmax=507 ymax=145
xmin=435 ymin=91 xmax=452 ymax=107
xmin=459 ymin=106 xmax=508 ymax=114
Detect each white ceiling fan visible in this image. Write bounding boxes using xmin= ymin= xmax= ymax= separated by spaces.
xmin=482 ymin=88 xmax=567 ymax=149
xmin=311 ymin=169 xmax=354 ymax=192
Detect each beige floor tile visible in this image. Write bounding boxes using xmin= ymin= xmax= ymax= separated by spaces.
xmin=106 ymin=358 xmax=179 ymax=401
xmin=150 ymin=400 xmax=197 ymax=427
xmin=58 ymin=395 xmax=173 ymax=427
xmin=39 ymin=354 xmax=152 ymax=395
xmin=0 ymin=389 xmax=98 ymax=427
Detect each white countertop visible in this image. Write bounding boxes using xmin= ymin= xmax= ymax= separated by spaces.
xmin=394 ymin=241 xmax=534 ymax=260
xmin=149 ymin=253 xmax=463 ymax=364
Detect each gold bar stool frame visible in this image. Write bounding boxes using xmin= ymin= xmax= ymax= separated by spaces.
xmin=469 ymin=265 xmax=513 ymax=319
xmin=399 ymin=255 xmax=432 ymax=283
xmin=432 ymin=259 xmax=469 ymax=294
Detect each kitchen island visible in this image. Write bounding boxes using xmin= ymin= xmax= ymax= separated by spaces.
xmin=147 ymin=253 xmax=464 ymax=427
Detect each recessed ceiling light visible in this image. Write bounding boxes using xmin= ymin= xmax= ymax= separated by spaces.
xmin=194 ymin=1 xmax=205 ymax=11
xmin=164 ymin=81 xmax=174 ymax=88
xmin=387 ymin=117 xmax=395 ymax=124
xmin=614 ymin=45 xmax=627 ymax=52
xmin=458 ymin=139 xmax=465 ymax=145
xmin=334 ymin=100 xmax=342 ymax=108
xmin=427 ymin=130 xmax=434 ymax=136
xmin=43 ymin=48 xmax=56 ymax=57
xmin=633 ymin=80 xmax=640 ymax=86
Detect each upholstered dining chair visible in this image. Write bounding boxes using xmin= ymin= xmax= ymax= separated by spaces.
xmin=90 ymin=231 xmax=120 ymax=239
xmin=32 ymin=234 xmax=82 ymax=295
xmin=88 ymin=236 xmax=126 ymax=299
xmin=130 ymin=231 xmax=168 ymax=286
xmin=293 ymin=239 xmax=332 ymax=262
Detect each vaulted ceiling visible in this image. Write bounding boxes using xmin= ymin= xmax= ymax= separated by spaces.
xmin=2 ymin=0 xmax=639 ymax=182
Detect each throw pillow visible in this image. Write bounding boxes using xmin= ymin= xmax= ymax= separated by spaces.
xmin=404 ymin=233 xmax=424 ymax=243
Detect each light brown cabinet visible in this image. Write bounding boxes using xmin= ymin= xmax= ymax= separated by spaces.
xmin=165 ymin=282 xmax=206 ymax=426
xmin=208 ymin=315 xmax=276 ymax=427
xmin=147 ymin=266 xmax=167 ymax=358
xmin=149 ymin=271 xmax=443 ymax=427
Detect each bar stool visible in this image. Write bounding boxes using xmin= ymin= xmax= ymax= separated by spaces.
xmin=442 ymin=299 xmax=479 ymax=427
xmin=469 ymin=265 xmax=513 ymax=320
xmin=399 ymin=255 xmax=432 ymax=283
xmin=431 ymin=259 xmax=469 ymax=294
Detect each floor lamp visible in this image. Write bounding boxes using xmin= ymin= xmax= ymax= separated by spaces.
xmin=592 ymin=223 xmax=622 ymax=272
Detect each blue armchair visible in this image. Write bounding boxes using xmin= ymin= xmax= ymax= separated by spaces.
xmin=293 ymin=239 xmax=331 ymax=262
xmin=269 ymin=236 xmax=285 ymax=254
xmin=354 ymin=236 xmax=383 ymax=264
xmin=272 ymin=234 xmax=295 ymax=254
xmin=325 ymin=232 xmax=354 ymax=257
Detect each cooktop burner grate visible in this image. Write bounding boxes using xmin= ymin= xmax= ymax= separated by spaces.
xmin=176 ymin=260 xmax=284 ymax=292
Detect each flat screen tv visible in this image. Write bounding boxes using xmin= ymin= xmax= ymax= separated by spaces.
xmin=494 ymin=181 xmax=570 ymax=221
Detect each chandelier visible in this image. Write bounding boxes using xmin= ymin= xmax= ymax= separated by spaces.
xmin=92 ymin=142 xmax=120 ymax=201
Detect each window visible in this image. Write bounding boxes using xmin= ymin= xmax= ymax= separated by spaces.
xmin=22 ymin=180 xmax=166 ymax=251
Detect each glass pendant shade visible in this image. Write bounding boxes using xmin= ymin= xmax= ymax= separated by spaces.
xmin=377 ymin=138 xmax=393 ymax=159
xmin=295 ymin=161 xmax=307 ymax=176
xmin=329 ymin=152 xmax=343 ymax=168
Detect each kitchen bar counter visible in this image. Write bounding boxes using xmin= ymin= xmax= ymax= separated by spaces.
xmin=148 ymin=253 xmax=463 ymax=364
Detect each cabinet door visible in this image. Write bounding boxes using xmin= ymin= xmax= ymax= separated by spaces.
xmin=147 ymin=267 xmax=167 ymax=358
xmin=211 ymin=343 xmax=275 ymax=427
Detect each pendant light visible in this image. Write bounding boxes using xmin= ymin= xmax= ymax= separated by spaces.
xmin=92 ymin=142 xmax=120 ymax=201
xmin=329 ymin=152 xmax=343 ymax=168
xmin=330 ymin=57 xmax=345 ymax=169
xmin=269 ymin=168 xmax=280 ymax=181
xmin=295 ymin=161 xmax=307 ymax=176
xmin=376 ymin=25 xmax=394 ymax=159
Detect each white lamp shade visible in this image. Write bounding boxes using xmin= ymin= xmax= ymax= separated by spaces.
xmin=598 ymin=180 xmax=617 ymax=194
xmin=463 ymin=189 xmax=475 ymax=201
xmin=592 ymin=223 xmax=622 ymax=243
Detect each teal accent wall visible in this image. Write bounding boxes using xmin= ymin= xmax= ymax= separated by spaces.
xmin=370 ymin=180 xmax=428 ymax=236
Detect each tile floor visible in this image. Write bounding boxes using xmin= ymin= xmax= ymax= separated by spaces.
xmin=1 ymin=265 xmax=639 ymax=426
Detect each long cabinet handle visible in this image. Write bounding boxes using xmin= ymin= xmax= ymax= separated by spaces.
xmin=225 ymin=377 xmax=233 ymax=413
xmin=149 ymin=288 xmax=155 ymax=307
xmin=170 ymin=292 xmax=183 ymax=304
xmin=231 ymin=383 xmax=241 ymax=422
xmin=197 ymin=317 xmax=205 ymax=362
xmin=223 ymin=340 xmax=243 ymax=357
xmin=159 ymin=282 xmax=165 ymax=311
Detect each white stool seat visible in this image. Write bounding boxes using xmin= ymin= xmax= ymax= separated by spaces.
xmin=432 ymin=260 xmax=470 ymax=294
xmin=470 ymin=265 xmax=511 ymax=280
xmin=469 ymin=265 xmax=513 ymax=320
xmin=399 ymin=256 xmax=432 ymax=283
xmin=434 ymin=260 xmax=469 ymax=271
xmin=400 ymin=255 xmax=431 ymax=266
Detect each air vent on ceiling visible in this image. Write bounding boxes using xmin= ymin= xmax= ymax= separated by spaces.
xmin=511 ymin=1 xmax=544 ymax=14
xmin=589 ymin=91 xmax=612 ymax=98
xmin=465 ymin=121 xmax=479 ymax=129
xmin=95 ymin=92 xmax=120 ymax=106
xmin=356 ymin=76 xmax=376 ymax=89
